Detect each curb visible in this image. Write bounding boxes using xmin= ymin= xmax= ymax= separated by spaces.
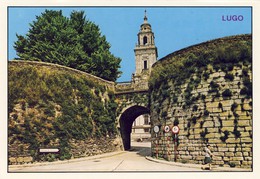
xmin=9 ymin=150 xmax=126 ymax=170
xmin=145 ymin=156 xmax=252 ymax=172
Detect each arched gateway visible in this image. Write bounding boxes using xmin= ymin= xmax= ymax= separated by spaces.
xmin=115 ymin=10 xmax=157 ymax=150
xmin=119 ymin=105 xmax=149 ymax=150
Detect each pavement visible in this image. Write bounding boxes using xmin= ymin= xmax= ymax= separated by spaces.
xmin=9 ymin=150 xmax=127 ymax=170
xmin=9 ymin=142 xmax=252 ymax=172
xmin=145 ymin=156 xmax=252 ymax=172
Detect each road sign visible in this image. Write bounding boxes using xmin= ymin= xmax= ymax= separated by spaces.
xmin=164 ymin=125 xmax=170 ymax=133
xmin=172 ymin=126 xmax=180 ymax=134
xmin=39 ymin=148 xmax=60 ymax=153
xmin=153 ymin=126 xmax=160 ymax=133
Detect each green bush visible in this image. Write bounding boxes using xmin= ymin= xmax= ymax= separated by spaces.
xmin=231 ymin=102 xmax=239 ymax=112
xmin=8 ymin=63 xmax=118 ymax=162
xmin=233 ymin=126 xmax=241 ymax=138
xmin=222 ymin=89 xmax=232 ymax=97
xmin=220 ymin=130 xmax=229 ymax=142
xmin=229 ymin=163 xmax=236 ymax=168
xmin=192 ymin=105 xmax=198 ymax=112
xmin=204 ymin=110 xmax=210 ymax=116
xmin=173 ymin=118 xmax=179 ymax=126
xmin=191 ymin=116 xmax=197 ymax=124
xmin=224 ymin=73 xmax=234 ymax=81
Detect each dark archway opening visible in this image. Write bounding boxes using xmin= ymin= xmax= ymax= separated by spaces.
xmin=143 ymin=36 xmax=148 ymax=45
xmin=119 ymin=105 xmax=150 ymax=150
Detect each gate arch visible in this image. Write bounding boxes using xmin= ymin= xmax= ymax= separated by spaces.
xmin=119 ymin=105 xmax=150 ymax=150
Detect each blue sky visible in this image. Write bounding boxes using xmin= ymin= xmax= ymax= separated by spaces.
xmin=8 ymin=7 xmax=252 ymax=82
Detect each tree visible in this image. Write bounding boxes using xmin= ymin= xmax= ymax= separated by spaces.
xmin=14 ymin=10 xmax=121 ymax=81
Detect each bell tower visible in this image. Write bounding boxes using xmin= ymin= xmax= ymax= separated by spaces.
xmin=132 ymin=10 xmax=158 ymax=89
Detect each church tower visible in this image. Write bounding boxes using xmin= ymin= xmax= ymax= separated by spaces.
xmin=132 ymin=10 xmax=158 ymax=89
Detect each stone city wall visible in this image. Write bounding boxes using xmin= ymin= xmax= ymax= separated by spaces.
xmin=149 ymin=35 xmax=252 ymax=168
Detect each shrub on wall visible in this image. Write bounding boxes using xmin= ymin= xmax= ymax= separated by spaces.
xmin=8 ymin=63 xmax=117 ymax=162
xmin=149 ymin=35 xmax=252 ymax=90
xmin=149 ymin=35 xmax=252 ymax=167
xmin=222 ymin=89 xmax=232 ymax=98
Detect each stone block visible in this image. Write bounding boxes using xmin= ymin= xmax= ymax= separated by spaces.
xmin=223 ymin=157 xmax=230 ymax=161
xmin=216 ymin=143 xmax=227 ymax=148
xmin=207 ymin=128 xmax=219 ymax=133
xmin=239 ymin=115 xmax=252 ymax=120
xmin=222 ymin=120 xmax=235 ymax=127
xmin=241 ymin=161 xmax=248 ymax=166
xmin=212 ymin=72 xmax=220 ymax=78
xmin=16 ymin=157 xmax=24 ymax=163
xmin=179 ymin=151 xmax=186 ymax=155
xmin=9 ymin=157 xmax=17 ymax=164
xmin=228 ymin=148 xmax=235 ymax=152
xmin=181 ymin=155 xmax=193 ymax=160
xmin=195 ymin=156 xmax=205 ymax=161
xmin=242 ymin=147 xmax=252 ymax=152
xmin=240 ymin=132 xmax=250 ymax=137
xmin=235 ymin=152 xmax=243 ymax=157
xmin=208 ymin=138 xmax=222 ymax=144
xmin=213 ymin=108 xmax=222 ymax=113
xmin=190 ymin=151 xmax=199 ymax=156
xmin=225 ymin=152 xmax=235 ymax=157
xmin=213 ymin=152 xmax=225 ymax=156
xmin=188 ymin=147 xmax=195 ymax=151
xmin=213 ymin=156 xmax=223 ymax=161
xmin=221 ymin=127 xmax=234 ymax=132
xmin=226 ymin=138 xmax=240 ymax=144
xmin=206 ymin=102 xmax=219 ymax=108
xmin=236 ymin=147 xmax=242 ymax=152
xmin=23 ymin=157 xmax=33 ymax=163
xmin=238 ymin=120 xmax=250 ymax=127
xmin=206 ymin=133 xmax=216 ymax=138
xmin=245 ymin=126 xmax=252 ymax=131
xmin=243 ymin=152 xmax=249 ymax=157
xmin=241 ymin=138 xmax=252 ymax=143
xmin=227 ymin=144 xmax=237 ymax=148
xmin=218 ymin=147 xmax=229 ymax=152
xmin=243 ymin=103 xmax=252 ymax=111
xmin=215 ymin=161 xmax=225 ymax=165
xmin=222 ymin=100 xmax=234 ymax=107
xmin=234 ymin=99 xmax=242 ymax=104
xmin=245 ymin=157 xmax=252 ymax=161
xmin=229 ymin=161 xmax=241 ymax=165
xmin=232 ymin=157 xmax=244 ymax=161
xmin=203 ymin=121 xmax=214 ymax=128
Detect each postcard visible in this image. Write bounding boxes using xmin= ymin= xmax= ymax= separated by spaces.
xmin=1 ymin=1 xmax=259 ymax=179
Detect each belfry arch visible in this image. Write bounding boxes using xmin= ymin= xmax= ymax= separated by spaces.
xmin=119 ymin=105 xmax=150 ymax=150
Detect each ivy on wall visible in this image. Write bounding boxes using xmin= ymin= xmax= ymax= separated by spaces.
xmin=8 ymin=63 xmax=118 ymax=162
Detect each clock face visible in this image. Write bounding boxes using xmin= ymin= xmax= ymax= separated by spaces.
xmin=153 ymin=126 xmax=160 ymax=133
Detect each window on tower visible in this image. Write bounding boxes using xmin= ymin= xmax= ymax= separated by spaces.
xmin=143 ymin=36 xmax=147 ymax=45
xmin=144 ymin=60 xmax=148 ymax=70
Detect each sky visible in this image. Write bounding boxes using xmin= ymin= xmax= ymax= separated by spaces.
xmin=8 ymin=7 xmax=252 ymax=82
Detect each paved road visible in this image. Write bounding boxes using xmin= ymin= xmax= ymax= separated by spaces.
xmin=9 ymin=141 xmax=202 ymax=172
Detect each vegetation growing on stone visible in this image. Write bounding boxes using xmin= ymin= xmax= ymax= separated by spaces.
xmin=8 ymin=63 xmax=118 ymax=162
xmin=149 ymin=35 xmax=252 ymax=91
xmin=149 ymin=35 xmax=252 ymax=168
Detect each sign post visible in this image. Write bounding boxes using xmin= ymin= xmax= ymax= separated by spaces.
xmin=172 ymin=126 xmax=180 ymax=162
xmin=164 ymin=126 xmax=170 ymax=160
xmin=153 ymin=126 xmax=160 ymax=158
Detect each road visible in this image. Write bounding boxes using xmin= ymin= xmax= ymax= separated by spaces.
xmin=9 ymin=141 xmax=201 ymax=172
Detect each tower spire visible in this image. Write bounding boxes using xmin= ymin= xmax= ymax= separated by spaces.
xmin=144 ymin=10 xmax=148 ymax=22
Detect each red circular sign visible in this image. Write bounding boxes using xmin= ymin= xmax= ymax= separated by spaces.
xmin=172 ymin=126 xmax=180 ymax=134
xmin=164 ymin=126 xmax=170 ymax=132
xmin=164 ymin=126 xmax=170 ymax=133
